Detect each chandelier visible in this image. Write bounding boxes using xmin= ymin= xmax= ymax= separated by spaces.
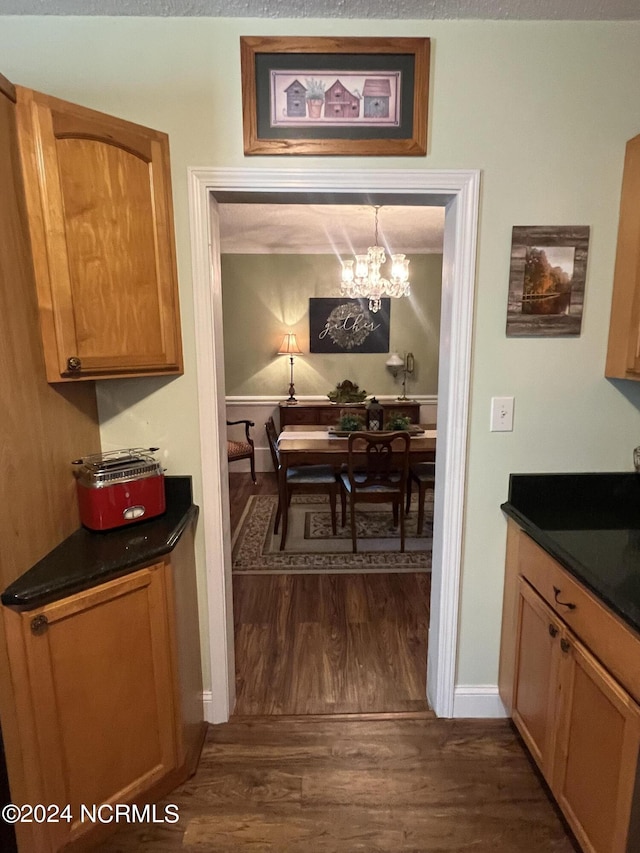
xmin=340 ymin=205 xmax=410 ymax=313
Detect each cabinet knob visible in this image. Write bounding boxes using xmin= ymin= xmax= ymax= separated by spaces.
xmin=30 ymin=614 xmax=49 ymax=636
xmin=560 ymin=638 xmax=571 ymax=654
xmin=66 ymin=356 xmax=82 ymax=372
xmin=548 ymin=624 xmax=558 ymax=638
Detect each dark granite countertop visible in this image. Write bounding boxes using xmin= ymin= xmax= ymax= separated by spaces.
xmin=502 ymin=473 xmax=640 ymax=636
xmin=1 ymin=476 xmax=198 ymax=611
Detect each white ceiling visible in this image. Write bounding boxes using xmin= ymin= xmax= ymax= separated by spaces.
xmin=0 ymin=0 xmax=638 ymax=18
xmin=218 ymin=203 xmax=445 ymax=254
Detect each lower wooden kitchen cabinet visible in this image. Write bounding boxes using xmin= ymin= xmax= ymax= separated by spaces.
xmin=2 ymin=519 xmax=205 ymax=852
xmin=501 ymin=521 xmax=640 ymax=853
xmin=513 ymin=577 xmax=640 ymax=853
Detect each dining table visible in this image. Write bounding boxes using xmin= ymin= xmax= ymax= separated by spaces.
xmin=277 ymin=423 xmax=437 ymax=467
xmin=276 ymin=424 xmax=437 ymax=547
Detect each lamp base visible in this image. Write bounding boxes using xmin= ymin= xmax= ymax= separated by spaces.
xmin=285 ymin=357 xmax=297 ymax=403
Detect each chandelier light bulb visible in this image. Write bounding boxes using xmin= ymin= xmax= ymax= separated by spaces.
xmin=355 ymin=255 xmax=369 ymax=279
xmin=341 ymin=259 xmax=355 ymax=282
xmin=391 ymin=254 xmax=410 ymax=285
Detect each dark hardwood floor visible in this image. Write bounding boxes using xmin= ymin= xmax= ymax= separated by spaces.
xmin=97 ymin=472 xmax=577 ymax=852
xmin=98 ymin=716 xmax=578 ymax=852
xmin=229 ymin=472 xmax=431 ymax=716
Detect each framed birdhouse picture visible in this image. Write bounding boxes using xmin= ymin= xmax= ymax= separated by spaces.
xmin=240 ymin=36 xmax=430 ymax=156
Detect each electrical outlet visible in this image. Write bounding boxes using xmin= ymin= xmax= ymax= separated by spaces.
xmin=490 ymin=396 xmax=514 ymax=432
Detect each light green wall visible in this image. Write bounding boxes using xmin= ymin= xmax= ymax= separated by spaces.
xmin=2 ymin=17 xmax=640 ymax=695
xmin=221 ymin=254 xmax=442 ymax=397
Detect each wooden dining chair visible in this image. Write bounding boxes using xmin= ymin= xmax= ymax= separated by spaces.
xmin=339 ymin=431 xmax=411 ymax=553
xmin=265 ymin=417 xmax=339 ymax=550
xmin=226 ymin=419 xmax=256 ymax=483
xmin=406 ymin=461 xmax=436 ymax=536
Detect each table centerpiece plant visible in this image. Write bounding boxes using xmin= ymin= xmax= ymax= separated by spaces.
xmin=337 ymin=412 xmax=365 ymax=433
xmin=385 ymin=412 xmax=412 ymax=431
xmin=327 ymin=379 xmax=368 ymax=404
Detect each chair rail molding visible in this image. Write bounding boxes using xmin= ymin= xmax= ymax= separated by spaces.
xmin=188 ymin=167 xmax=480 ymax=722
xmin=225 ymin=395 xmax=438 ymax=404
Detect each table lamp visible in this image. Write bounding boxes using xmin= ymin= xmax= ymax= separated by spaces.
xmin=386 ymin=351 xmax=415 ymax=400
xmin=277 ymin=332 xmax=303 ymax=402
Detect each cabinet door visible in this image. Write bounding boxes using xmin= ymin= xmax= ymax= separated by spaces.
xmin=605 ymin=133 xmax=640 ymax=379
xmin=554 ymin=635 xmax=640 ymax=853
xmin=3 ymin=564 xmax=177 ymax=850
xmin=512 ymin=577 xmax=562 ymax=781
xmin=15 ymin=86 xmax=183 ymax=382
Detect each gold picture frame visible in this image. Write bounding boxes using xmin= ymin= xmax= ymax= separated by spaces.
xmin=240 ymin=36 xmax=430 ymax=156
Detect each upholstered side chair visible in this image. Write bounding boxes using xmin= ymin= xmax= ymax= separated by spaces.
xmin=226 ymin=419 xmax=256 ymax=483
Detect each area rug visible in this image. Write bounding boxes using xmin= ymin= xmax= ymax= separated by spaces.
xmin=232 ymin=494 xmax=433 ymax=574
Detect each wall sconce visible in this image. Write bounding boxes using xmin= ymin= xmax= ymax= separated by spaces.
xmin=277 ymin=332 xmax=303 ymax=402
xmin=385 ymin=352 xmax=415 ymax=400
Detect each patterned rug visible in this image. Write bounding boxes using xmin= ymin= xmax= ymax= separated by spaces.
xmin=232 ymin=494 xmax=433 ymax=574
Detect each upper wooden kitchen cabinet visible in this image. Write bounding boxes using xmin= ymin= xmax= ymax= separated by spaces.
xmin=14 ymin=86 xmax=183 ymax=383
xmin=605 ymin=133 xmax=640 ymax=380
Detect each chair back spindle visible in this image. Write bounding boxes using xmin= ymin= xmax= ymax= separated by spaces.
xmin=346 ymin=431 xmax=410 ymax=490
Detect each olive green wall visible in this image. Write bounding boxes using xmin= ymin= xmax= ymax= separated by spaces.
xmin=221 ymin=253 xmax=442 ymax=399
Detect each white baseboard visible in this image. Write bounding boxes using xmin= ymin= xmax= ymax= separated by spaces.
xmin=202 ymin=690 xmax=215 ymax=723
xmin=452 ymin=685 xmax=508 ymax=718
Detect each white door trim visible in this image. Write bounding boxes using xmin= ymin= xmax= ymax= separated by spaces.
xmin=187 ymin=167 xmax=480 ymax=721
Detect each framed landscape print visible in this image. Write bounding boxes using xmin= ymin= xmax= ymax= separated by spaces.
xmin=506 ymin=225 xmax=591 ymax=337
xmin=309 ymin=298 xmax=390 ymax=353
xmin=240 ymin=36 xmax=430 ymax=156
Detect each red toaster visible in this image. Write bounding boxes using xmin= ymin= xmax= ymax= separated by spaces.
xmin=72 ymin=448 xmax=166 ymax=531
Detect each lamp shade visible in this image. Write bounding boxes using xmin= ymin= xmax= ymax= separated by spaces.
xmin=385 ymin=352 xmax=404 ymax=368
xmin=277 ymin=332 xmax=303 ymax=356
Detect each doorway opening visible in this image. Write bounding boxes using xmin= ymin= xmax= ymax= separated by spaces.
xmin=220 ymin=199 xmax=441 ymax=715
xmin=187 ymin=168 xmax=480 ymax=722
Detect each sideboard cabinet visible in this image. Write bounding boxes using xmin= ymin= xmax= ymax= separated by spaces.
xmin=606 ymin=133 xmax=640 ymax=380
xmin=499 ymin=521 xmax=640 ymax=853
xmin=279 ymin=400 xmax=420 ymax=429
xmin=15 ymin=86 xmax=183 ymax=383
